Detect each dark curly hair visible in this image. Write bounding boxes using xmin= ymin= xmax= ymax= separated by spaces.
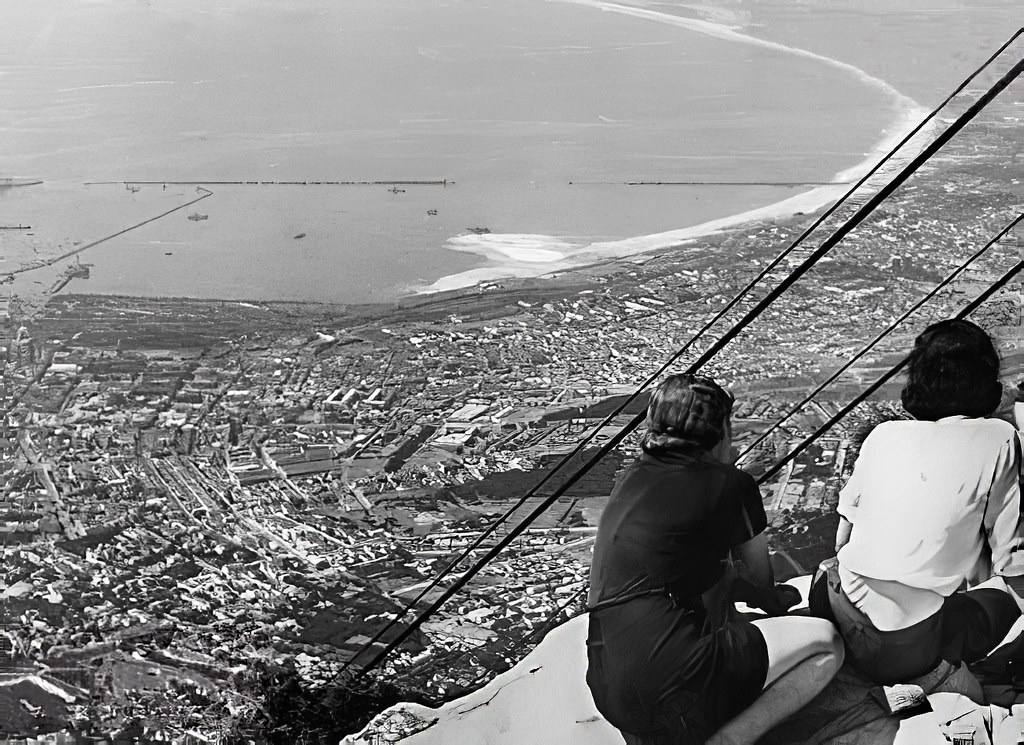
xmin=643 ymin=373 xmax=734 ymax=452
xmin=900 ymin=319 xmax=1002 ymax=421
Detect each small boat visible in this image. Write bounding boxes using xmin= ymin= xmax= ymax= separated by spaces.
xmin=388 ymin=186 xmax=406 ymax=194
xmin=293 ymin=233 xmax=306 ymax=240
xmin=467 ymin=227 xmax=491 ymax=235
xmin=188 ymin=213 xmax=208 ymax=222
xmin=67 ymin=262 xmax=90 ymax=280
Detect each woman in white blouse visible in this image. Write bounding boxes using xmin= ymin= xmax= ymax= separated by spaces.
xmin=818 ymin=319 xmax=1022 ymax=684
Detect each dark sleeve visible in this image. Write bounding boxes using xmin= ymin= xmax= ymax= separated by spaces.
xmin=728 ymin=470 xmax=767 ymax=547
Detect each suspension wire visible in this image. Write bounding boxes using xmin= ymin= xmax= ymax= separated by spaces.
xmin=332 ymin=259 xmax=1021 ymax=707
xmin=341 ymin=55 xmax=1024 ymax=686
xmin=673 ymin=25 xmax=1023 ymax=368
xmin=521 ymin=584 xmax=589 ymax=646
xmin=738 ymin=211 xmax=1024 ymax=462
xmin=332 ymin=35 xmax=1024 ymax=681
xmin=756 ymin=258 xmax=1024 ymax=487
xmin=680 ymin=58 xmax=1022 ymax=375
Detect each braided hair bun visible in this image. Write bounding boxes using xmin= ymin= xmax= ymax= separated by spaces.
xmin=644 ymin=374 xmax=734 ymax=452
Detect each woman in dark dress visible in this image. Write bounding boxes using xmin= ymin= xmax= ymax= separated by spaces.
xmin=586 ymin=374 xmax=843 ymax=744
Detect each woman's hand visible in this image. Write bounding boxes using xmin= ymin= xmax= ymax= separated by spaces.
xmin=729 ymin=577 xmax=799 ymax=616
xmin=772 ymin=583 xmax=802 ymax=613
xmin=835 ymin=516 xmax=853 ymax=553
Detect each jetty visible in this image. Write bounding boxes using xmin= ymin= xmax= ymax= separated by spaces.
xmin=0 ymin=178 xmax=42 ymax=188
xmin=48 ymin=263 xmax=91 ymax=295
xmin=84 ymin=179 xmax=453 ymax=187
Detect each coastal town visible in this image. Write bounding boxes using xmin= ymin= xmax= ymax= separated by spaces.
xmin=0 ymin=63 xmax=1020 ymax=744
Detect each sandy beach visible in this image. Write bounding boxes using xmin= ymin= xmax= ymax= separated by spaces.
xmin=416 ymin=0 xmax=946 ymax=294
xmin=417 ymin=105 xmax=928 ymax=294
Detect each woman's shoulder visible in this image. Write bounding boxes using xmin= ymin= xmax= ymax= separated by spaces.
xmin=933 ymin=416 xmax=1016 ymax=440
xmin=638 ymin=451 xmax=754 ymax=483
xmin=866 ymin=416 xmax=1018 ymax=447
xmin=712 ymin=460 xmax=758 ymax=490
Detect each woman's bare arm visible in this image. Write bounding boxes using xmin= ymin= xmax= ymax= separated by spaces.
xmin=731 ymin=532 xmax=799 ymax=615
xmin=835 ymin=516 xmax=853 ymax=554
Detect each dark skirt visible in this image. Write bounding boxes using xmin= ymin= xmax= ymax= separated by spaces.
xmin=811 ymin=560 xmax=1021 ymax=685
xmin=586 ymin=595 xmax=769 ymax=745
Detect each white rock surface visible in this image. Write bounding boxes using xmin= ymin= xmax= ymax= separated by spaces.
xmin=341 ymin=614 xmax=622 ymax=745
xmin=343 ymin=576 xmax=1021 ymax=744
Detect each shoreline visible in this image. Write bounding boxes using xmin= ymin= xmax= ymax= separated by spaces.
xmin=414 ymin=0 xmax=928 ymax=296
xmin=4 ymin=1 xmax=1012 ymax=310
xmin=4 ymin=1 xmax=919 ymax=308
xmin=37 ymin=74 xmax=927 ymax=321
xmin=26 ymin=91 xmax=927 ymax=319
xmin=411 ymin=104 xmax=928 ymax=296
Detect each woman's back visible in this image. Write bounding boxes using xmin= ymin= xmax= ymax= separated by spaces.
xmin=822 ymin=320 xmax=1023 ymax=684
xmin=589 ymin=449 xmax=761 ymax=608
xmin=838 ymin=415 xmax=1022 ymax=597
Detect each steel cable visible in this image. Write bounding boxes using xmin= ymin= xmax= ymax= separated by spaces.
xmin=340 ymin=42 xmax=1024 ymax=685
xmin=756 ymin=258 xmax=1024 ymax=487
xmin=334 ymin=32 xmax=1024 ymax=678
xmin=738 ymin=211 xmax=1023 ymax=463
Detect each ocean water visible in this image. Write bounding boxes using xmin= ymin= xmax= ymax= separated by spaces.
xmin=0 ymin=0 xmax=1014 ymax=303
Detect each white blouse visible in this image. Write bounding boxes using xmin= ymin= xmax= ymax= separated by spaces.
xmin=837 ymin=416 xmax=1022 ymax=631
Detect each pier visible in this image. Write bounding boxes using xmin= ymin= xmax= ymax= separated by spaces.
xmin=7 ymin=188 xmax=214 ymax=279
xmin=84 ymin=179 xmax=453 ymax=187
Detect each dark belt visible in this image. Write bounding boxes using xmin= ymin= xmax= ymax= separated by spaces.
xmin=587 ymin=586 xmax=704 ymax=615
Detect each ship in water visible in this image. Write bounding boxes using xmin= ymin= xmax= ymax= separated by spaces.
xmin=0 ymin=177 xmax=43 ymax=188
xmin=188 ymin=212 xmax=209 ymax=222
